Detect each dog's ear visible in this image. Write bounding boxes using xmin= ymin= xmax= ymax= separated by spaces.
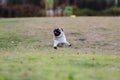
xmin=61 ymin=28 xmax=63 ymax=31
xmin=53 ymin=29 xmax=56 ymax=33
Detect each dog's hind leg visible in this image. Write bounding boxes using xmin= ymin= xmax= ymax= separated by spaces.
xmin=64 ymin=41 xmax=71 ymax=47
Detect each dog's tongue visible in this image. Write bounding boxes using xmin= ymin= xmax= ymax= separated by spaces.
xmin=55 ymin=32 xmax=57 ymax=34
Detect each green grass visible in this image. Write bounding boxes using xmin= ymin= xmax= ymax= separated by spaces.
xmin=0 ymin=17 xmax=120 ymax=80
xmin=0 ymin=52 xmax=119 ymax=80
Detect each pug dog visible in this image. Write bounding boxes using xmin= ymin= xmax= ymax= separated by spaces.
xmin=53 ymin=28 xmax=71 ymax=49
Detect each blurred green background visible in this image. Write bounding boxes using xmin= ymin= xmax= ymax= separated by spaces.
xmin=0 ymin=0 xmax=120 ymax=17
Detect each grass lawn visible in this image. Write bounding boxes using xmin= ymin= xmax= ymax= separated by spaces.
xmin=0 ymin=17 xmax=120 ymax=80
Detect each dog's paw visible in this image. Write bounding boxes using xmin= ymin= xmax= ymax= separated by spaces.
xmin=54 ymin=47 xmax=57 ymax=49
xmin=69 ymin=44 xmax=72 ymax=47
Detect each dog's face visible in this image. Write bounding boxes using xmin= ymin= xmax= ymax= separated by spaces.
xmin=53 ymin=28 xmax=63 ymax=37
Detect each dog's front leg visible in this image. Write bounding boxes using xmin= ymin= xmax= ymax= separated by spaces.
xmin=53 ymin=40 xmax=59 ymax=49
